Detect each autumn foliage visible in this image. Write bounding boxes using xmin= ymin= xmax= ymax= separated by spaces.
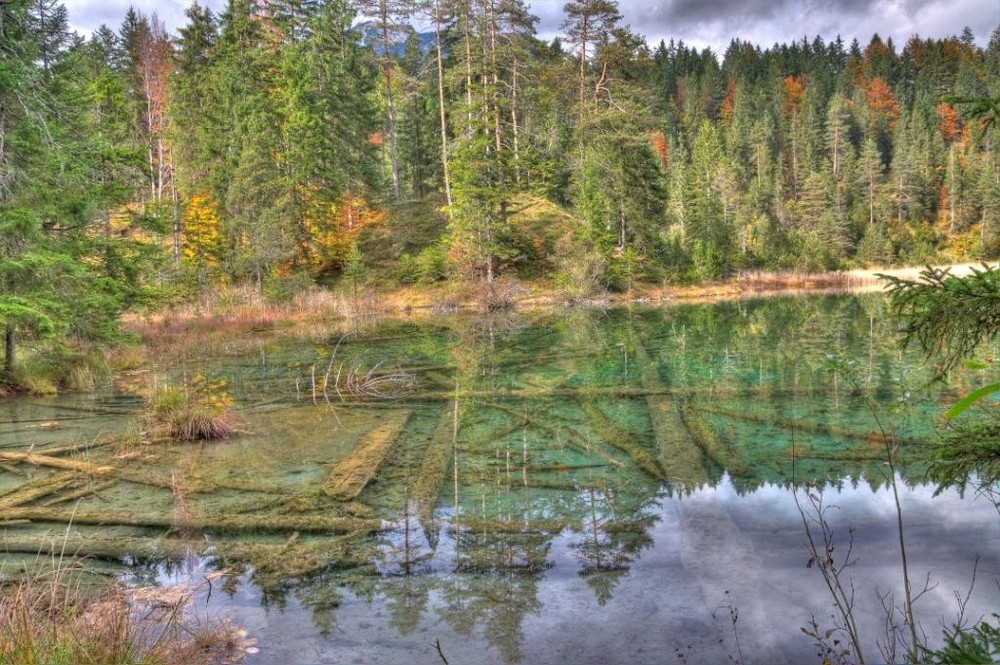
xmin=298 ymin=191 xmax=387 ymax=275
xmin=865 ymin=76 xmax=900 ymax=130
xmin=651 ymin=131 xmax=668 ymax=168
xmin=720 ymin=80 xmax=736 ymax=127
xmin=181 ymin=194 xmax=224 ymax=267
xmin=780 ymin=75 xmax=806 ymax=119
xmin=936 ymin=102 xmax=962 ymax=145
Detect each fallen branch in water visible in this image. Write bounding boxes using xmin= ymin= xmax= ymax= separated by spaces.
xmin=0 ymin=452 xmax=114 ymax=475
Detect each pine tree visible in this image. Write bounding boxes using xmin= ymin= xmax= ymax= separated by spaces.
xmin=856 ymin=135 xmax=885 ymax=229
xmin=354 ymin=0 xmax=413 ymax=202
xmin=225 ymin=118 xmax=295 ymax=294
xmin=561 ymin=0 xmax=620 ymax=155
xmin=25 ymin=0 xmax=69 ymax=73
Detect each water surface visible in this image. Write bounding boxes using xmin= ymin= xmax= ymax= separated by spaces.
xmin=2 ymin=294 xmax=998 ymax=664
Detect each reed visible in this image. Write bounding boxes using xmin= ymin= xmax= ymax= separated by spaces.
xmin=147 ymin=376 xmax=240 ymax=442
xmin=0 ymin=558 xmax=254 ymax=665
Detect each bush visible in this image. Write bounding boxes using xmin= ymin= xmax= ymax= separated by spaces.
xmin=552 ymin=233 xmax=606 ymax=301
xmin=4 ymin=348 xmax=111 ymax=395
xmin=263 ymin=271 xmax=315 ymax=305
xmin=394 ymin=244 xmax=449 ymax=286
xmin=924 ymin=616 xmax=1000 ymax=664
xmin=395 ymin=254 xmax=420 ymax=285
xmin=855 ymin=223 xmax=894 ymax=266
xmin=603 ymin=246 xmax=645 ymax=293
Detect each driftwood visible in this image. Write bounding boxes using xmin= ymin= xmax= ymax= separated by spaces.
xmin=633 ymin=343 xmax=708 ymax=490
xmin=0 ymin=451 xmax=114 ymax=475
xmin=1 ymin=506 xmax=383 ymax=534
xmin=323 ymin=411 xmax=410 ymax=500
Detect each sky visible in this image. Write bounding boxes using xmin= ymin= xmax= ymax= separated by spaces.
xmin=63 ymin=0 xmax=999 ymax=56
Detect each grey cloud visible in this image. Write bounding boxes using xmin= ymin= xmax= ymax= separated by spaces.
xmin=63 ymin=0 xmax=998 ymax=55
xmin=606 ymin=0 xmax=998 ymax=53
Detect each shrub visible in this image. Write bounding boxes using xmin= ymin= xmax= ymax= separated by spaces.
xmin=263 ymin=271 xmax=315 ymax=305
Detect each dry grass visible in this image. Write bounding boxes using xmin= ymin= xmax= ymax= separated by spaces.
xmin=116 ymin=263 xmax=997 ymax=369
xmin=123 ymin=286 xmax=349 ymax=362
xmin=147 ymin=380 xmax=240 ymax=442
xmin=0 ymin=560 xmax=255 ymax=665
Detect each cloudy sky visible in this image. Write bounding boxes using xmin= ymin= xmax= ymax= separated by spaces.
xmin=64 ymin=0 xmax=998 ymax=55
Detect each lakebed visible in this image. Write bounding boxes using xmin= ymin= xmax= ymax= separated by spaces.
xmin=2 ymin=293 xmax=999 ymax=664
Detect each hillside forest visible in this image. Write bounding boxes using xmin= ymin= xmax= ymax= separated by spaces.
xmin=1 ymin=0 xmax=999 ymax=380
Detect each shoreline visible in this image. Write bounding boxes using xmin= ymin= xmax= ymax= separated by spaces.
xmin=392 ymin=262 xmax=994 ymax=315
xmin=130 ymin=262 xmax=995 ymax=327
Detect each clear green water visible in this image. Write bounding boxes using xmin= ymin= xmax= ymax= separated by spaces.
xmin=2 ymin=294 xmax=999 ymax=664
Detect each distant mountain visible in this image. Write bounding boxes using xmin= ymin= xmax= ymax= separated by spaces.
xmin=355 ymin=20 xmax=435 ymax=57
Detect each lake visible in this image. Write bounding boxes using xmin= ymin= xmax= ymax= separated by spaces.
xmin=1 ymin=293 xmax=998 ymax=664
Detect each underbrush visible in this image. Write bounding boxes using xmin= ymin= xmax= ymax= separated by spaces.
xmin=3 ymin=349 xmax=113 ymax=396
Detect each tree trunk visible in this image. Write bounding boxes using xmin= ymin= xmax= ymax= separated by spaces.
xmin=463 ymin=2 xmax=473 ymax=133
xmin=4 ymin=325 xmax=14 ymax=375
xmin=433 ymin=0 xmax=452 ymax=207
xmin=171 ymin=164 xmax=180 ymax=266
xmin=379 ymin=2 xmax=401 ymax=203
xmin=487 ymin=0 xmax=502 ymax=154
xmin=577 ymin=17 xmax=588 ymax=159
xmin=511 ymin=60 xmax=521 ymax=184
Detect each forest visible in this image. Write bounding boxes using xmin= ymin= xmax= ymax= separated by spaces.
xmin=1 ymin=0 xmax=998 ymax=384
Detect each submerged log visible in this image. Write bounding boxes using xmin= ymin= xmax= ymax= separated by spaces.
xmin=580 ymin=401 xmax=666 ymax=480
xmin=692 ymin=404 xmax=927 ymax=448
xmin=40 ymin=479 xmax=118 ymax=507
xmin=0 ymin=532 xmax=373 ymax=570
xmin=452 ymin=517 xmax=569 ymax=534
xmin=0 ymin=506 xmax=383 ymax=534
xmin=0 ymin=472 xmax=83 ymax=511
xmin=679 ymin=407 xmax=752 ymax=477
xmin=0 ymin=533 xmax=200 ymax=560
xmin=633 ymin=343 xmax=708 ymax=490
xmin=37 ymin=435 xmax=120 ymax=458
xmin=484 ymin=402 xmax=626 ymax=469
xmin=411 ymin=404 xmax=456 ymax=520
xmin=323 ymin=411 xmax=411 ymax=500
